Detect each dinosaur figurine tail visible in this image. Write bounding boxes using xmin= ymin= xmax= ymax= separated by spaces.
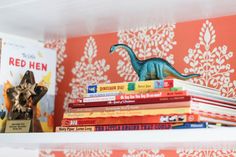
xmin=166 ymin=64 xmax=200 ymax=80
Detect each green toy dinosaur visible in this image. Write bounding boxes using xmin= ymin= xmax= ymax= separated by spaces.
xmin=110 ymin=44 xmax=200 ymax=81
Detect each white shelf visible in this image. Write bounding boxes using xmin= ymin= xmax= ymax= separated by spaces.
xmin=0 ymin=128 xmax=236 ymax=150
xmin=1 ymin=0 xmax=236 ymax=40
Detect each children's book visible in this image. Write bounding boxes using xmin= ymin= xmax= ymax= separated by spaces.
xmin=0 ymin=35 xmax=56 ymax=132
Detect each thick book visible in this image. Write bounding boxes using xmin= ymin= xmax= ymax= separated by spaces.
xmin=0 ymin=35 xmax=57 ymax=132
xmin=56 ymin=122 xmax=208 ymax=132
xmin=87 ymin=79 xmax=220 ymax=95
xmin=61 ymin=113 xmax=200 ymax=126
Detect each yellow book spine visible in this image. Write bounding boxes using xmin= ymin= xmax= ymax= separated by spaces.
xmin=97 ymin=83 xmax=128 ymax=93
xmin=63 ymin=107 xmax=190 ymax=118
xmin=134 ymin=80 xmax=154 ymax=91
xmin=55 ymin=126 xmax=95 ymax=132
xmin=87 ymin=80 xmax=162 ymax=93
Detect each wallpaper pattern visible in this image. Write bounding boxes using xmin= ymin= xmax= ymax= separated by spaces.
xmin=116 ymin=24 xmax=176 ymax=81
xmin=41 ymin=15 xmax=236 ymax=157
xmin=39 ymin=148 xmax=236 ymax=157
xmin=183 ymin=20 xmax=235 ymax=97
xmin=56 ymin=16 xmax=236 ymax=116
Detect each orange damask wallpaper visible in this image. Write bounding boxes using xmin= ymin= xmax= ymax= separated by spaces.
xmin=42 ymin=15 xmax=236 ymax=157
xmin=45 ymin=15 xmax=236 ymax=127
xmin=39 ymin=149 xmax=236 ymax=157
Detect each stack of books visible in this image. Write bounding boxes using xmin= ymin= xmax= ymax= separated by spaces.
xmin=56 ymin=79 xmax=236 ymax=132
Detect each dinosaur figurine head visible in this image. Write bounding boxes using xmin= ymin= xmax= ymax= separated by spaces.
xmin=110 ymin=43 xmax=200 ymax=81
xmin=110 ymin=44 xmax=122 ymax=53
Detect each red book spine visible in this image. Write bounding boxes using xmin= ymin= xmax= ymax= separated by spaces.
xmin=56 ymin=123 xmax=173 ymax=132
xmin=163 ymin=79 xmax=175 ymax=88
xmin=61 ymin=113 xmax=199 ymax=126
xmin=69 ymin=95 xmax=191 ymax=108
xmin=115 ymin=90 xmax=188 ymax=100
xmin=94 ymin=123 xmax=173 ymax=131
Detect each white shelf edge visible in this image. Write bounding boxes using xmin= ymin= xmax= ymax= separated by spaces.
xmin=0 ymin=128 xmax=236 ymax=149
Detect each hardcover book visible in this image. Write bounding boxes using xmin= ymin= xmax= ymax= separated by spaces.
xmin=0 ymin=35 xmax=57 ymax=132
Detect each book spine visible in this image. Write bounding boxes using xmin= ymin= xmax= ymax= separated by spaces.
xmin=84 ymin=87 xmax=175 ymax=97
xmin=69 ymin=92 xmax=190 ymax=108
xmin=84 ymin=92 xmax=121 ymax=97
xmin=56 ymin=126 xmax=96 ymax=132
xmin=61 ymin=113 xmax=199 ymax=126
xmin=87 ymin=79 xmax=219 ymax=94
xmin=56 ymin=123 xmax=172 ymax=132
xmin=69 ymin=96 xmax=191 ymax=108
xmin=115 ymin=90 xmax=187 ymax=101
xmin=171 ymin=122 xmax=208 ymax=129
xmin=63 ymin=107 xmax=191 ymax=119
xmin=87 ymin=80 xmax=172 ymax=93
xmin=56 ymin=122 xmax=206 ymax=132
xmin=68 ymin=101 xmax=191 ymax=113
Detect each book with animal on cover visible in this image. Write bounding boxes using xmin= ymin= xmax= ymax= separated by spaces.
xmin=0 ymin=34 xmax=57 ymax=132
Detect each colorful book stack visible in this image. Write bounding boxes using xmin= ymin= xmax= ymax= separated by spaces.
xmin=57 ymin=79 xmax=236 ymax=132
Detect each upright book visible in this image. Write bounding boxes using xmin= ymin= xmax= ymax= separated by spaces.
xmin=0 ymin=34 xmax=57 ymax=132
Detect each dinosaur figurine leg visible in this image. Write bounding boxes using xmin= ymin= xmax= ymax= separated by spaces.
xmin=139 ymin=65 xmax=148 ymax=81
xmin=139 ymin=74 xmax=146 ymax=81
xmin=156 ymin=64 xmax=165 ymax=80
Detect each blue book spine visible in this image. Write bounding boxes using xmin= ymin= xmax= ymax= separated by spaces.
xmin=172 ymin=122 xmax=208 ymax=129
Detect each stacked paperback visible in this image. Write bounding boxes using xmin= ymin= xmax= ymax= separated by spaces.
xmin=57 ymin=79 xmax=236 ymax=132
